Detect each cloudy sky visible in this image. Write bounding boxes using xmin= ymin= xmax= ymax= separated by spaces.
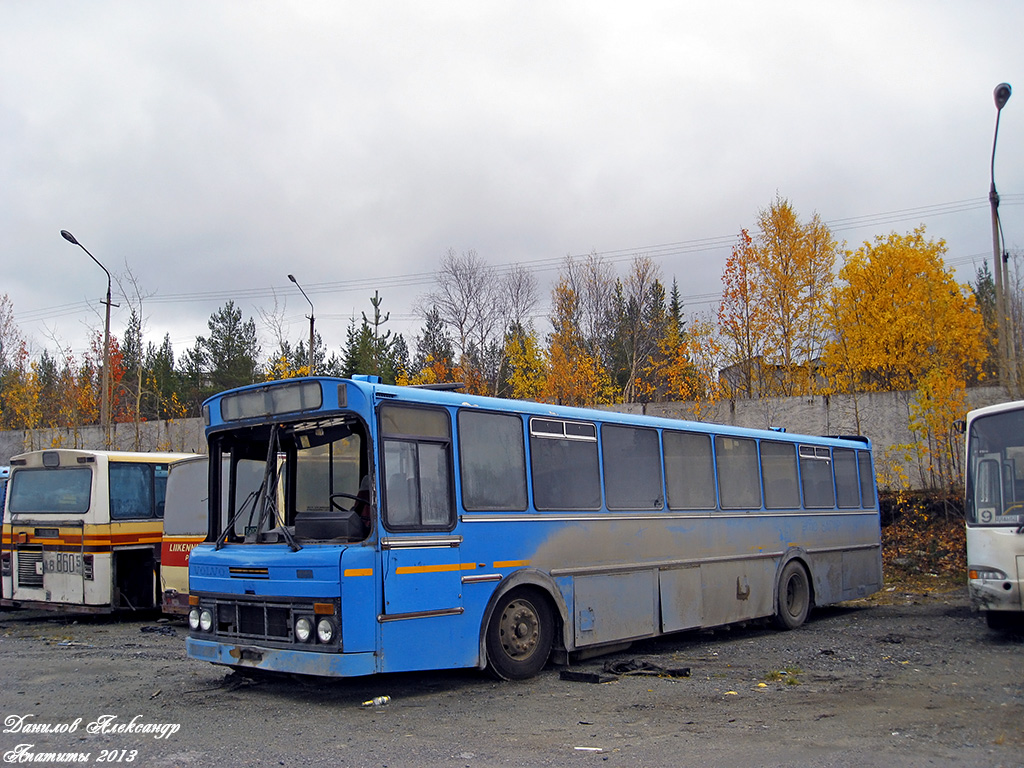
xmin=3 ymin=2 xmax=1023 ymax=362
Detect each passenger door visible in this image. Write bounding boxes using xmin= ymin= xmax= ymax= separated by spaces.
xmin=376 ymin=404 xmax=471 ymax=670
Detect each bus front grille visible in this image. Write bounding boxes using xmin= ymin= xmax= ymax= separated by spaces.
xmin=17 ymin=548 xmax=44 ymax=587
xmin=216 ymin=600 xmax=303 ymax=642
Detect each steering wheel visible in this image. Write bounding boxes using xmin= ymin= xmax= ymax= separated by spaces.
xmin=329 ymin=492 xmax=361 ymax=512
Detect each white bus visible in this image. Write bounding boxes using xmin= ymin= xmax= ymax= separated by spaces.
xmin=160 ymin=455 xmax=268 ymax=614
xmin=1 ymin=449 xmax=193 ymax=613
xmin=963 ymin=401 xmax=1024 ymax=629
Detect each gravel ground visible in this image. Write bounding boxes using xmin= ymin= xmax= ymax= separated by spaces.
xmin=0 ymin=585 xmax=1021 ymax=768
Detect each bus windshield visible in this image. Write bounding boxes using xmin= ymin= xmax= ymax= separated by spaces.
xmin=9 ymin=467 xmax=92 ymax=514
xmin=967 ymin=407 xmax=1024 ymax=526
xmin=213 ymin=415 xmax=369 ymax=545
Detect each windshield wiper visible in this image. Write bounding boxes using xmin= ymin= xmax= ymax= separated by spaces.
xmin=247 ymin=426 xmax=301 ymax=552
xmin=215 ymin=487 xmax=260 ymax=551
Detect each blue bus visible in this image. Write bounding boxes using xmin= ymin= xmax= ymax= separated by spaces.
xmin=186 ymin=376 xmax=882 ymax=679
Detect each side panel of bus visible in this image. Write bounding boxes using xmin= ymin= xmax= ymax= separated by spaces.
xmin=160 ymin=456 xmax=210 ymax=614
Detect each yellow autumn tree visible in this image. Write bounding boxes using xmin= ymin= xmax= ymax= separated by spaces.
xmin=0 ymin=341 xmax=41 ymax=430
xmin=718 ymin=197 xmax=840 ymax=397
xmin=542 ymin=279 xmax=615 ymax=406
xmin=718 ymin=229 xmax=768 ymax=397
xmin=641 ymin=314 xmax=725 ymax=419
xmin=504 ymin=327 xmax=546 ymax=401
xmin=825 ymin=226 xmax=987 ymax=487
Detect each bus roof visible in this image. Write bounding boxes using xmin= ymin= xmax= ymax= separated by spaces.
xmin=10 ymin=449 xmax=197 ymax=466
xmin=204 ymin=376 xmax=871 ymax=450
xmin=966 ymin=399 xmax=1024 ymax=421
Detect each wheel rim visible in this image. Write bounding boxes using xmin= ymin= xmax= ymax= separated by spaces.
xmin=785 ymin=573 xmax=808 ymax=617
xmin=497 ymin=598 xmax=541 ymax=660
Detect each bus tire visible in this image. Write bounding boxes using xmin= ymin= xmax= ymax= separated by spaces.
xmin=986 ymin=611 xmax=1021 ymax=632
xmin=773 ymin=560 xmax=811 ymax=630
xmin=485 ymin=587 xmax=554 ymax=681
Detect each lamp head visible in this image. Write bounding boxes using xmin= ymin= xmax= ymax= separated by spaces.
xmin=60 ymin=230 xmax=79 ymax=245
xmin=288 ymin=274 xmax=297 ymax=283
xmin=995 ymin=83 xmax=1012 ymax=111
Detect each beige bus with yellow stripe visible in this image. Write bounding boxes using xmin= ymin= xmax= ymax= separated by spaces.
xmin=1 ymin=449 xmax=193 ymax=613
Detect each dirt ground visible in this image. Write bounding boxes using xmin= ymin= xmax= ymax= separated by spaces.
xmin=0 ymin=584 xmax=1021 ymax=768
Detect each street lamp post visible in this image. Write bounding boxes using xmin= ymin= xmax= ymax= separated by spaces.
xmin=61 ymin=229 xmax=114 ymax=444
xmin=288 ymin=274 xmax=315 ymax=375
xmin=990 ymin=82 xmax=1013 ymax=392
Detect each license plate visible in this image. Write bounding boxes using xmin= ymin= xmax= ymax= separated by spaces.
xmin=44 ymin=553 xmax=83 ymax=575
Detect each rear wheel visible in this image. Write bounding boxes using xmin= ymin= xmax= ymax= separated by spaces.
xmin=485 ymin=588 xmax=554 ymax=680
xmin=773 ymin=560 xmax=811 ymax=630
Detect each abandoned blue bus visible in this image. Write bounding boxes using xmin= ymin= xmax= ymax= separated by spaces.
xmin=186 ymin=376 xmax=881 ymax=679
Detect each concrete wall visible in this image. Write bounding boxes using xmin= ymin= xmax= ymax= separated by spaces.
xmin=0 ymin=386 xmax=1015 ymax=488
xmin=0 ymin=418 xmax=206 ymax=463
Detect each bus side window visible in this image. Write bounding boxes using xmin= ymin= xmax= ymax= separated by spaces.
xmin=109 ymin=463 xmax=156 ymax=520
xmin=833 ymin=449 xmax=860 ymax=508
xmin=857 ymin=451 xmax=875 ymax=508
xmin=529 ymin=419 xmax=600 ymax=511
xmin=664 ymin=431 xmax=716 ymax=510
xmin=799 ymin=446 xmax=835 ymax=509
xmin=760 ymin=441 xmax=799 ymax=510
xmin=715 ymin=436 xmax=761 ymax=510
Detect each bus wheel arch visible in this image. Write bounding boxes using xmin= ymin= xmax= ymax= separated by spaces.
xmin=773 ymin=556 xmax=813 ymax=631
xmin=480 ymin=574 xmax=564 ymax=680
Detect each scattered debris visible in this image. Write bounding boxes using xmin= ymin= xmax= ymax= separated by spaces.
xmin=559 ymin=670 xmax=616 ymax=684
xmin=561 ymin=658 xmax=691 ymax=683
xmin=602 ymin=659 xmax=691 ymax=678
xmin=361 ymin=695 xmax=391 ymax=708
xmin=141 ymin=625 xmax=178 ymax=636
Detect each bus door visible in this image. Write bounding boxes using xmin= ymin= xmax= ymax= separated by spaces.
xmin=376 ymin=403 xmax=469 ymax=669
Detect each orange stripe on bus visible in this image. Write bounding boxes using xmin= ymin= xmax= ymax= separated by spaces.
xmin=394 ymin=563 xmax=478 ymax=575
xmin=344 ymin=568 xmax=373 ymax=577
xmin=493 ymin=560 xmax=531 ymax=568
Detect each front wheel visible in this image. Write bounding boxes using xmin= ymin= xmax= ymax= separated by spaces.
xmin=773 ymin=560 xmax=811 ymax=630
xmin=485 ymin=588 xmax=554 ymax=680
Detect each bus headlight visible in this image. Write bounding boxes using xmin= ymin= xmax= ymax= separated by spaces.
xmin=295 ymin=617 xmax=313 ymax=642
xmin=316 ymin=618 xmax=336 ymax=644
xmin=188 ymin=608 xmax=201 ymax=630
xmin=969 ymin=567 xmax=1008 ymax=581
xmin=199 ymin=609 xmax=214 ymax=632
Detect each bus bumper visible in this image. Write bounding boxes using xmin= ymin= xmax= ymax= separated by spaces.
xmin=968 ymin=578 xmax=1021 ymax=613
xmin=0 ymin=597 xmax=115 ymax=614
xmin=186 ymin=637 xmax=377 ymax=677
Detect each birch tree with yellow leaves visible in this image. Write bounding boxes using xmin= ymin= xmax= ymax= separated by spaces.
xmin=718 ymin=197 xmax=839 ymax=397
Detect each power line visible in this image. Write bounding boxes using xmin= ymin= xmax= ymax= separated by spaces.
xmin=15 ymin=195 xmax=1021 ymax=329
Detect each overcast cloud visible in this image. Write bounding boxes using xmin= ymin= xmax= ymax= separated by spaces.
xmin=3 ymin=2 xmax=1023 ymax=360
